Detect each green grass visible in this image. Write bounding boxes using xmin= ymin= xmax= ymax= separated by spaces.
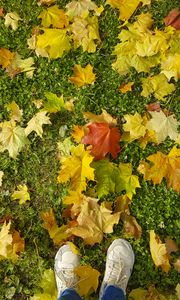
xmin=0 ymin=0 xmax=180 ymax=299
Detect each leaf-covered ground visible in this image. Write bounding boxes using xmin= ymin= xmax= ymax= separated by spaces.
xmin=0 ymin=0 xmax=180 ymax=299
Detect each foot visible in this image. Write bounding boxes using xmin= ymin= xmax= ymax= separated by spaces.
xmin=54 ymin=244 xmax=80 ymax=297
xmin=99 ymin=239 xmax=135 ymax=299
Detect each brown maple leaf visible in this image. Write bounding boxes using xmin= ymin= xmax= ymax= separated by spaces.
xmin=164 ymin=8 xmax=180 ymax=30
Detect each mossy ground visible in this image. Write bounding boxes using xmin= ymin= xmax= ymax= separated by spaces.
xmin=0 ymin=0 xmax=180 ymax=299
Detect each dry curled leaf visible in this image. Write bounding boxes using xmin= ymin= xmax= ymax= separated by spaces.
xmin=164 ymin=8 xmax=180 ymax=30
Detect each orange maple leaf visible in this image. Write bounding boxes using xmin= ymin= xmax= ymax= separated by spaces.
xmin=138 ymin=146 xmax=180 ymax=192
xmin=82 ymin=122 xmax=121 ymax=160
xmin=69 ymin=64 xmax=96 ymax=87
xmin=119 ymin=82 xmax=134 ymax=93
xmin=0 ymin=48 xmax=15 ymax=68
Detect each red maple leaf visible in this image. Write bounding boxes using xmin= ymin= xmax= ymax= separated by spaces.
xmin=82 ymin=122 xmax=121 ymax=160
xmin=164 ymin=8 xmax=180 ymax=30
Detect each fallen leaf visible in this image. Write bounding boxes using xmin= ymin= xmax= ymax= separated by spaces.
xmin=69 ymin=198 xmax=120 ymax=245
xmin=30 ymin=269 xmax=57 ymax=299
xmin=67 ymin=241 xmax=80 ymax=255
xmin=57 ymin=137 xmax=74 ymax=160
xmin=69 ymin=64 xmax=96 ymax=87
xmin=92 ymin=159 xmax=118 ymax=198
xmin=43 ymin=92 xmax=64 ymax=113
xmin=174 ymin=258 xmax=180 ymax=272
xmin=12 ymin=230 xmax=25 ymax=257
xmin=161 ymin=53 xmax=180 ymax=81
xmin=5 ymin=53 xmax=35 ymax=78
xmin=71 ymin=16 xmax=100 ymax=53
xmin=11 ymin=184 xmax=30 ymax=204
xmin=25 ymin=111 xmax=51 ymax=138
xmin=122 ymin=213 xmax=142 ymax=239
xmin=0 ymin=120 xmax=29 ymax=159
xmin=0 ymin=221 xmax=12 ymax=260
xmin=82 ymin=122 xmax=121 ymax=159
xmin=122 ymin=112 xmax=147 ymax=142
xmin=74 ymin=265 xmax=100 ymax=296
xmin=146 ymin=102 xmax=161 ymax=112
xmin=36 ymin=28 xmax=71 ymax=59
xmin=165 ymin=238 xmax=179 ymax=254
xmin=83 ymin=109 xmax=117 ymax=126
xmin=119 ymin=82 xmax=134 ymax=93
xmin=146 ymin=111 xmax=179 ymax=143
xmin=38 ymin=0 xmax=55 ymax=5
xmin=63 ymin=191 xmax=85 ymax=217
xmin=129 ymin=288 xmax=147 ymax=300
xmin=106 ymin=0 xmax=140 ymax=21
xmin=176 ymin=284 xmax=180 ymax=300
xmin=38 ymin=5 xmax=69 ymax=28
xmin=138 ymin=146 xmax=180 ymax=192
xmin=66 ymin=0 xmax=104 ymax=20
xmin=114 ymin=195 xmax=131 ymax=213
xmin=41 ymin=208 xmax=71 ymax=245
xmin=164 ymin=8 xmax=180 ymax=30
xmin=141 ymin=74 xmax=175 ymax=101
xmin=6 ymin=101 xmax=23 ymax=122
xmin=149 ymin=230 xmax=170 ymax=272
xmin=4 ymin=12 xmax=21 ymax=30
xmin=71 ymin=125 xmax=85 ymax=142
xmin=0 ymin=48 xmax=15 ymax=68
xmin=57 ymin=144 xmax=95 ymax=193
xmin=116 ymin=163 xmax=140 ymax=199
xmin=0 ymin=171 xmax=4 ymax=187
xmin=0 ymin=8 xmax=4 ymax=17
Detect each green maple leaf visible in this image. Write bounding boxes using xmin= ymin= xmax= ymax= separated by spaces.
xmin=44 ymin=92 xmax=64 ymax=113
xmin=115 ymin=163 xmax=140 ymax=199
xmin=92 ymin=159 xmax=118 ymax=198
xmin=0 ymin=120 xmax=29 ymax=159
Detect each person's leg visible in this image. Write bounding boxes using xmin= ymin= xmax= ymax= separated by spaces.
xmin=99 ymin=239 xmax=135 ymax=300
xmin=101 ymin=285 xmax=125 ymax=300
xmin=58 ymin=288 xmax=82 ymax=300
xmin=54 ymin=244 xmax=81 ymax=300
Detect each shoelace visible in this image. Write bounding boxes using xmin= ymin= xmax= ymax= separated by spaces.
xmin=56 ymin=267 xmax=76 ymax=289
xmin=106 ymin=259 xmax=127 ymax=291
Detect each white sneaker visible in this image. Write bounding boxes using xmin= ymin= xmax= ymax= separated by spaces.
xmin=99 ymin=239 xmax=135 ymax=299
xmin=54 ymin=244 xmax=80 ymax=298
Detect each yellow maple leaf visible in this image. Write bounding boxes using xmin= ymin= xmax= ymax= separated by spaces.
xmin=66 ymin=0 xmax=103 ymax=20
xmin=69 ymin=64 xmax=96 ymax=87
xmin=57 ymin=144 xmax=95 ymax=193
xmin=41 ymin=208 xmax=71 ymax=245
xmin=71 ymin=16 xmax=100 ymax=53
xmin=36 ymin=28 xmax=71 ymax=59
xmin=6 ymin=101 xmax=23 ymax=122
xmin=74 ymin=265 xmax=100 ymax=296
xmin=25 ymin=111 xmax=51 ymax=138
xmin=64 ymin=191 xmax=85 ymax=217
xmin=106 ymin=0 xmax=140 ymax=21
xmin=138 ymin=146 xmax=180 ymax=192
xmin=5 ymin=53 xmax=35 ymax=78
xmin=38 ymin=5 xmax=69 ymax=28
xmin=119 ymin=82 xmax=134 ymax=93
xmin=66 ymin=241 xmax=80 ymax=255
xmin=161 ymin=53 xmax=180 ymax=81
xmin=71 ymin=125 xmax=85 ymax=142
xmin=141 ymin=74 xmax=175 ymax=101
xmin=69 ymin=198 xmax=120 ymax=245
xmin=122 ymin=112 xmax=147 ymax=142
xmin=0 ymin=120 xmax=29 ymax=159
xmin=11 ymin=184 xmax=30 ymax=204
xmin=149 ymin=230 xmax=170 ymax=272
xmin=0 ymin=48 xmax=15 ymax=68
xmin=146 ymin=111 xmax=179 ymax=143
xmin=0 ymin=221 xmax=12 ymax=260
xmin=4 ymin=12 xmax=21 ymax=30
xmin=83 ymin=109 xmax=117 ymax=126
